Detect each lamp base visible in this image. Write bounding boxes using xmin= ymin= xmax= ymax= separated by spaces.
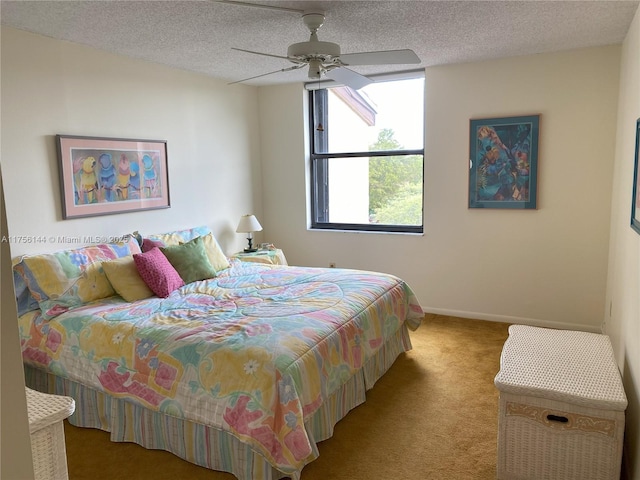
xmin=244 ymin=248 xmax=258 ymax=253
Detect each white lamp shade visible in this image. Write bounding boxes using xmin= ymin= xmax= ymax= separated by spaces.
xmin=236 ymin=214 xmax=263 ymax=233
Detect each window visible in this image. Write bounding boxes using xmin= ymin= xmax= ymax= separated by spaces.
xmin=309 ymin=74 xmax=424 ymax=233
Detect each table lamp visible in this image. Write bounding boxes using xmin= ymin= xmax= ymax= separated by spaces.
xmin=236 ymin=214 xmax=263 ymax=252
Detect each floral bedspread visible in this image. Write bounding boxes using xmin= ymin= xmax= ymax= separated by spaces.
xmin=19 ymin=261 xmax=423 ymax=475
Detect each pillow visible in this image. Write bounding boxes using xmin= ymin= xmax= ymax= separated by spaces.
xmin=200 ymin=233 xmax=230 ymax=272
xmin=143 ymin=225 xmax=230 ymax=272
xmin=144 ymin=225 xmax=210 ymax=247
xmin=12 ymin=262 xmax=39 ymax=317
xmin=133 ymin=247 xmax=184 ymax=298
xmin=160 ymin=236 xmax=217 ymax=284
xmin=141 ymin=237 xmax=164 ymax=252
xmin=102 ymin=256 xmax=154 ymax=302
xmin=16 ymin=236 xmax=141 ymax=319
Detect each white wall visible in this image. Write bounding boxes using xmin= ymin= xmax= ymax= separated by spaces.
xmin=1 ymin=27 xmax=263 ymax=258
xmin=1 ymin=171 xmax=34 ymax=479
xmin=259 ymin=46 xmax=621 ymax=333
xmin=0 ymin=26 xmax=262 ymax=476
xmin=605 ymin=5 xmax=640 ymax=478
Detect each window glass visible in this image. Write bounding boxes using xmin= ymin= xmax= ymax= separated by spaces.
xmin=322 ymin=155 xmax=423 ymax=226
xmin=310 ymin=75 xmax=425 ymax=233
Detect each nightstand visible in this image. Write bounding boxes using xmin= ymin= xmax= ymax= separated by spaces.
xmin=232 ymin=248 xmax=288 ymax=265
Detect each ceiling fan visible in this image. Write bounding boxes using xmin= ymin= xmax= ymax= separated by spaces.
xmin=230 ymin=10 xmax=421 ymax=89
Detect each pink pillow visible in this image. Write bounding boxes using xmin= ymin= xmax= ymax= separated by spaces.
xmin=142 ymin=237 xmax=165 ymax=252
xmin=133 ymin=247 xmax=184 ymax=298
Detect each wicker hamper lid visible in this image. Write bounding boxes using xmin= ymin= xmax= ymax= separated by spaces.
xmin=25 ymin=387 xmax=76 ymax=434
xmin=494 ymin=325 xmax=628 ymax=411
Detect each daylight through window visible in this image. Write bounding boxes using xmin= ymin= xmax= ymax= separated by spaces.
xmin=309 ymin=74 xmax=425 ymax=233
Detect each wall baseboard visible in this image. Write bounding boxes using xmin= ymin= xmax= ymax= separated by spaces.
xmin=423 ymin=307 xmax=601 ymax=333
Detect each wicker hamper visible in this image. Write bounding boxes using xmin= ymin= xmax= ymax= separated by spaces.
xmin=494 ymin=325 xmax=627 ymax=480
xmin=25 ymin=387 xmax=75 ymax=480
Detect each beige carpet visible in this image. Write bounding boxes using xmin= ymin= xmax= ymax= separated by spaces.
xmin=64 ymin=315 xmax=510 ymax=479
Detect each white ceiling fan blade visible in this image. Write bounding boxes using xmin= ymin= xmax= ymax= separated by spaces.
xmin=228 ymin=64 xmax=305 ymax=85
xmin=214 ymin=1 xmax=304 ymax=14
xmin=326 ymin=67 xmax=372 ymax=91
xmin=232 ymin=47 xmax=298 ymax=62
xmin=339 ymin=49 xmax=421 ymax=66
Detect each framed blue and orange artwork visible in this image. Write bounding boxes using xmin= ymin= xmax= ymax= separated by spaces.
xmin=631 ymin=118 xmax=640 ymax=234
xmin=56 ymin=135 xmax=170 ymax=219
xmin=469 ymin=115 xmax=539 ymax=209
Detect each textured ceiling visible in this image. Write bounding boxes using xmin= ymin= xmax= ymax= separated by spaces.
xmin=1 ymin=0 xmax=638 ymax=86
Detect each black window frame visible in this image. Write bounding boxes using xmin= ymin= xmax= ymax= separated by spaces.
xmin=309 ymin=86 xmax=424 ymax=234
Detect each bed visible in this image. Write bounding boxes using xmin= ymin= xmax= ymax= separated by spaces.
xmin=14 ymin=225 xmax=424 ymax=480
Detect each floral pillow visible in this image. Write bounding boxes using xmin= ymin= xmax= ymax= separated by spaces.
xmin=144 ymin=225 xmax=211 ymax=246
xmin=13 ymin=266 xmax=39 ymax=317
xmin=15 ymin=236 xmax=141 ymax=319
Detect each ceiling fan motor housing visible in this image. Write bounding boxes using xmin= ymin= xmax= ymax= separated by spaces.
xmin=287 ymin=11 xmax=340 ymax=67
xmin=287 ymin=40 xmax=340 ymax=60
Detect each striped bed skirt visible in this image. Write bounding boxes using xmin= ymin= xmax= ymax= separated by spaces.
xmin=24 ymin=323 xmax=412 ymax=480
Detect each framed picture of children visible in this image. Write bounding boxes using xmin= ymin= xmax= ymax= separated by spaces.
xmin=468 ymin=115 xmax=540 ymax=209
xmin=56 ymin=135 xmax=170 ymax=219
